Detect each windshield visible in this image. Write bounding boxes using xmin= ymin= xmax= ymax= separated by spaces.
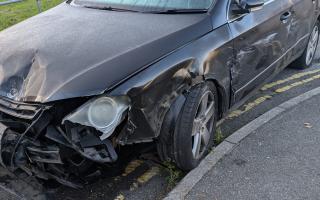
xmin=72 ymin=0 xmax=214 ymax=12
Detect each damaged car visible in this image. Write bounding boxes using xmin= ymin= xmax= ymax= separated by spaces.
xmin=0 ymin=0 xmax=319 ymax=188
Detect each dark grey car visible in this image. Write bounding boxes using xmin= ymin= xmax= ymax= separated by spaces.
xmin=0 ymin=0 xmax=319 ymax=188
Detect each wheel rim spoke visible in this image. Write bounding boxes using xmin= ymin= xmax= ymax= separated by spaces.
xmin=192 ymin=133 xmax=201 ymax=158
xmin=191 ymin=90 xmax=216 ymax=159
xmin=199 ymin=92 xmax=209 ymax=116
xmin=306 ymin=26 xmax=319 ymax=65
xmin=201 ymin=127 xmax=210 ymax=146
xmin=192 ymin=119 xmax=202 ymax=136
xmin=312 ymin=28 xmax=318 ymax=44
xmin=202 ymin=101 xmax=214 ymax=124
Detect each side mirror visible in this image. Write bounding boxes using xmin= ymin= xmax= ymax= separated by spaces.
xmin=232 ymin=0 xmax=264 ymax=15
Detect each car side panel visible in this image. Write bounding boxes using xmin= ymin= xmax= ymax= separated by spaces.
xmin=228 ymin=0 xmax=290 ymax=103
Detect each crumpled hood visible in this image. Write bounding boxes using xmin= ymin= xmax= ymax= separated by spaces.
xmin=0 ymin=3 xmax=211 ymax=103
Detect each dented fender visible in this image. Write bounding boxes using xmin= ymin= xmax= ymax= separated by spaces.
xmin=110 ymin=24 xmax=234 ymax=144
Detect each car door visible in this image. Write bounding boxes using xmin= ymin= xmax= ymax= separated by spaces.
xmin=287 ymin=0 xmax=318 ymax=62
xmin=228 ymin=0 xmax=292 ymax=104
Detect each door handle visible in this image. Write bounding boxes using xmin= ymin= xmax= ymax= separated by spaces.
xmin=280 ymin=11 xmax=292 ymax=23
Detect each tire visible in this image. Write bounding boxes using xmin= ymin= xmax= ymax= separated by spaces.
xmin=290 ymin=21 xmax=320 ymax=69
xmin=173 ymin=82 xmax=218 ymax=171
xmin=157 ymin=96 xmax=185 ymax=162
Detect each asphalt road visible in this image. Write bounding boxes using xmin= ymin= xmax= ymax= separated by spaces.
xmin=1 ymin=53 xmax=320 ymax=200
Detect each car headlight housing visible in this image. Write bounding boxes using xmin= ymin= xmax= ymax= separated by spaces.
xmin=63 ymin=96 xmax=129 ymax=140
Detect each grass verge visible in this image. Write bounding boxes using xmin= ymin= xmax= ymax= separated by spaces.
xmin=0 ymin=0 xmax=63 ymax=31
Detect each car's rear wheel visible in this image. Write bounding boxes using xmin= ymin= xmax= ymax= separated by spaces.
xmin=172 ymin=82 xmax=217 ymax=171
xmin=290 ymin=21 xmax=320 ymax=69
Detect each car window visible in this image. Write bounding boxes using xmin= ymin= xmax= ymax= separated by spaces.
xmin=228 ymin=0 xmax=271 ymax=21
xmin=72 ymin=0 xmax=214 ymax=12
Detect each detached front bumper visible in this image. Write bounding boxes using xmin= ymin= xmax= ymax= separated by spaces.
xmin=0 ymin=97 xmax=119 ymax=188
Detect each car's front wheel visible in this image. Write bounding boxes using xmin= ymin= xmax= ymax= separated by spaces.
xmin=291 ymin=21 xmax=320 ymax=69
xmin=172 ymin=82 xmax=217 ymax=171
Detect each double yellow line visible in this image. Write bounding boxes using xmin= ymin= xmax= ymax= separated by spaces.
xmin=261 ymin=69 xmax=320 ymax=91
xmin=226 ymin=68 xmax=320 ymax=120
xmin=114 ymin=159 xmax=161 ymax=199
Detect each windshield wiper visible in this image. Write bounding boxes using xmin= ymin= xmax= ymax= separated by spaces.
xmin=84 ymin=5 xmax=139 ymax=13
xmin=147 ymin=9 xmax=208 ymax=14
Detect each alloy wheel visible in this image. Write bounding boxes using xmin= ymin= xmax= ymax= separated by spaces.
xmin=191 ymin=91 xmax=215 ymax=159
xmin=306 ymin=25 xmax=319 ymax=66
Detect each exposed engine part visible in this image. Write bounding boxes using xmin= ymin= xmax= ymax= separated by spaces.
xmin=0 ymin=97 xmax=120 ymax=188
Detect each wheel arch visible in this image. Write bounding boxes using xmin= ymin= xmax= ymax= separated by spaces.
xmin=159 ymin=78 xmax=227 ymax=141
xmin=157 ymin=79 xmax=224 ymax=161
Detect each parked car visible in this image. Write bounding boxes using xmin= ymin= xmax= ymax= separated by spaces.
xmin=0 ymin=0 xmax=318 ymax=187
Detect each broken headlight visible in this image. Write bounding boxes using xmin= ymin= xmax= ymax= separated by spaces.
xmin=63 ymin=96 xmax=129 ymax=140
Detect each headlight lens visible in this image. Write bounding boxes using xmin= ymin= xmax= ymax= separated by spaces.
xmin=63 ymin=96 xmax=129 ymax=140
xmin=88 ymin=97 xmax=118 ymax=128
